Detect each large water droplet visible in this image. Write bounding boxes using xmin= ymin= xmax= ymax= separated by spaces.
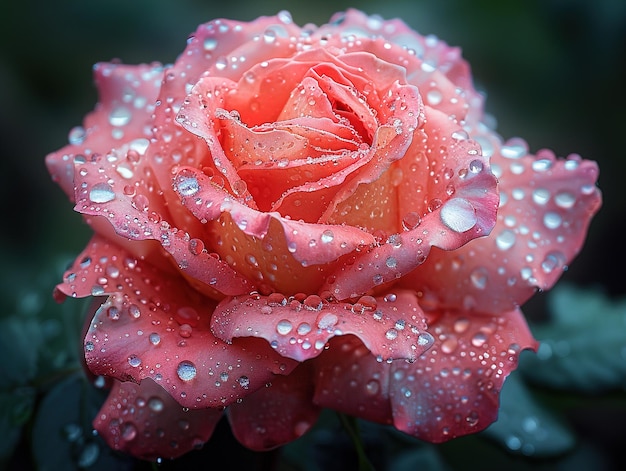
xmin=276 ymin=319 xmax=293 ymax=335
xmin=440 ymin=198 xmax=477 ymax=232
xmin=89 ymin=183 xmax=115 ymax=203
xmin=177 ymin=360 xmax=197 ymax=381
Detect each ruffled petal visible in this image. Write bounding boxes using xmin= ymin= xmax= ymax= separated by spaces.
xmin=312 ymin=307 xmax=536 ymax=442
xmin=94 ymin=379 xmax=222 ymax=460
xmin=228 ymin=364 xmax=320 ymax=451
xmin=46 ymin=62 xmax=163 ymax=201
xmin=173 ymin=167 xmax=375 ymax=295
xmin=76 ymin=238 xmax=296 ymax=409
xmin=399 ymin=140 xmax=602 ymax=313
xmin=212 ymin=290 xmax=432 ymax=362
xmin=323 ymin=109 xmax=499 ymax=300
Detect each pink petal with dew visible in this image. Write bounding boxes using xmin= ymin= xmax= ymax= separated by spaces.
xmin=94 ymin=378 xmax=223 ymax=460
xmin=69 ymin=237 xmax=296 ymax=409
xmin=324 ymin=108 xmax=499 ymax=300
xmin=46 ymin=62 xmax=163 ymax=200
xmin=228 ymin=364 xmax=321 ymax=451
xmin=173 ymin=167 xmax=375 ymax=294
xmin=212 ymin=290 xmax=432 ymax=363
xmin=400 ymin=140 xmax=602 ymax=314
xmin=316 ymin=10 xmax=475 ymax=120
xmin=72 ymin=153 xmax=251 ymax=297
xmin=312 ymin=307 xmax=536 ymax=442
xmin=390 ymin=308 xmax=536 ymax=442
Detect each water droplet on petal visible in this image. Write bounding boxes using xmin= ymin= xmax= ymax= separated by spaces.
xmin=177 ymin=361 xmax=197 ymax=381
xmin=440 ymin=198 xmax=477 ymax=232
xmin=89 ymin=183 xmax=115 ymax=203
xmin=177 ymin=176 xmax=199 ymax=196
xmin=496 ymin=230 xmax=516 ymax=251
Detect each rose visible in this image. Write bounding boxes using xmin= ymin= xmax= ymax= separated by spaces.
xmin=47 ymin=9 xmax=601 ymax=460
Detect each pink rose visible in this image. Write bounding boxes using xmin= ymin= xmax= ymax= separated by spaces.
xmin=47 ymin=9 xmax=601 ymax=460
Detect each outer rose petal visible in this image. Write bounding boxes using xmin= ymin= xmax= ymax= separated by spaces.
xmin=46 ymin=62 xmax=163 ymax=200
xmin=312 ymin=308 xmax=537 ymax=442
xmin=228 ymin=364 xmax=321 ymax=451
xmin=94 ymin=379 xmax=222 ymax=460
xmin=76 ymin=238 xmax=296 ymax=409
xmin=212 ymin=290 xmax=433 ymax=362
xmin=72 ymin=153 xmax=251 ymax=297
xmin=399 ymin=140 xmax=602 ymax=313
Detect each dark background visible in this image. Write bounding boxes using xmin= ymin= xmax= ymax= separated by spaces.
xmin=1 ymin=0 xmax=625 ymax=469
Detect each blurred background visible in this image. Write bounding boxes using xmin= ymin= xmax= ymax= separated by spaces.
xmin=0 ymin=0 xmax=625 ymax=470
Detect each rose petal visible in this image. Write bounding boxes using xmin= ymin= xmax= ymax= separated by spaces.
xmin=71 ymin=153 xmax=251 ymax=297
xmin=399 ymin=139 xmax=602 ymax=313
xmin=94 ymin=378 xmax=223 ymax=460
xmin=78 ymin=239 xmax=296 ymax=409
xmin=323 ymin=109 xmax=499 ymax=300
xmin=317 ymin=10 xmax=474 ymax=120
xmin=46 ymin=62 xmax=163 ymax=201
xmin=312 ymin=336 xmax=394 ymax=424
xmin=228 ymin=363 xmax=320 ymax=451
xmin=173 ymin=167 xmax=375 ymax=295
xmin=312 ymin=307 xmax=536 ymax=442
xmin=212 ymin=290 xmax=432 ymax=362
xmin=390 ymin=308 xmax=537 ymax=442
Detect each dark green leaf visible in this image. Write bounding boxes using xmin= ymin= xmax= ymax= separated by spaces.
xmin=32 ymin=373 xmax=133 ymax=471
xmin=0 ymin=387 xmax=36 ymax=459
xmin=521 ymin=284 xmax=626 ymax=393
xmin=0 ymin=317 xmax=42 ymax=389
xmin=482 ymin=372 xmax=575 ymax=457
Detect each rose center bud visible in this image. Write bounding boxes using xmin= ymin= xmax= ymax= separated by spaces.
xmin=180 ymin=46 xmax=420 ymax=224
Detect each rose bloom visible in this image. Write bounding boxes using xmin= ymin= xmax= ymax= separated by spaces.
xmin=47 ymin=9 xmax=600 ymax=460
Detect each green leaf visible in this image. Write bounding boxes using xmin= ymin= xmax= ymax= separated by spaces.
xmin=0 ymin=317 xmax=42 ymax=389
xmin=520 ymin=284 xmax=626 ymax=393
xmin=482 ymin=372 xmax=575 ymax=457
xmin=32 ymin=373 xmax=133 ymax=471
xmin=0 ymin=387 xmax=36 ymax=460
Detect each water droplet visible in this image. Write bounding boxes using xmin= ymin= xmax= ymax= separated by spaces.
xmin=177 ymin=361 xmax=197 ymax=381
xmin=121 ymin=422 xmax=137 ymax=441
xmin=68 ymin=126 xmax=86 ymax=145
xmin=402 ymin=212 xmax=421 ymax=230
xmin=453 ymin=317 xmax=470 ymax=333
xmin=385 ymin=328 xmax=398 ymax=340
xmin=365 ymin=379 xmax=380 ymax=395
xmin=109 ymin=106 xmax=132 ymax=127
xmin=128 ymin=355 xmax=141 ymax=367
xmin=532 ymin=188 xmax=550 ymax=205
xmin=89 ymin=183 xmax=115 ymax=203
xmin=321 ymin=230 xmax=334 ymax=243
xmin=177 ymin=175 xmax=199 ymax=196
xmin=471 ymin=332 xmax=487 ymax=347
xmin=555 ymin=191 xmax=576 ymax=209
xmin=440 ymin=198 xmax=477 ymax=232
xmin=468 ymin=160 xmax=484 ymax=173
xmin=417 ymin=332 xmax=434 ymax=347
xmin=277 ymin=319 xmax=293 ymax=335
xmin=148 ymin=396 xmax=164 ymax=412
xmin=238 ymin=376 xmax=250 ymax=388
xmin=203 ymin=37 xmax=218 ymax=51
xmin=470 ymin=267 xmax=488 ymax=289
xmin=543 ymin=212 xmax=562 ymax=229
xmin=495 ymin=230 xmax=516 ymax=251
